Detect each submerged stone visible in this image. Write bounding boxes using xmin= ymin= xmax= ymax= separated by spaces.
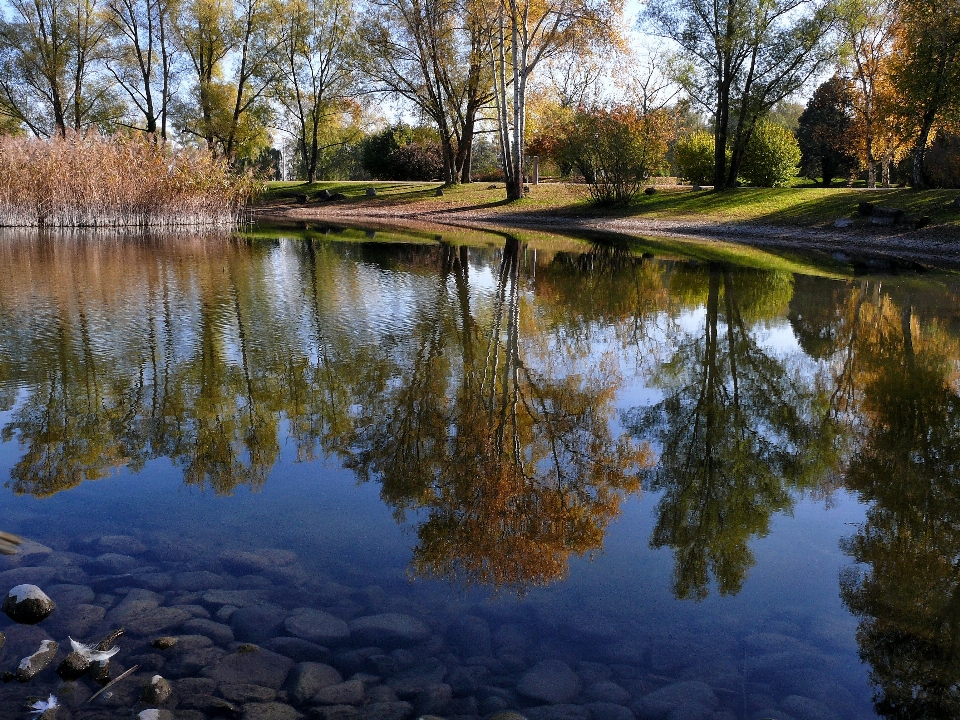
xmin=3 ymin=584 xmax=56 ymax=624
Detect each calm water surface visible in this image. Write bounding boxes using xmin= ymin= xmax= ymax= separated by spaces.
xmin=1 ymin=225 xmax=958 ymax=720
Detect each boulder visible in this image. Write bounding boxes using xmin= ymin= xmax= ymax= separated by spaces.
xmin=3 ymin=584 xmax=56 ymax=624
xmin=349 ymin=613 xmax=430 ymax=646
xmin=285 ymin=609 xmax=350 ymax=645
xmin=366 ymin=188 xmax=377 ymax=197
xmin=314 ymin=679 xmax=366 ymax=705
xmin=242 ymin=702 xmax=304 ymax=720
xmin=517 ymin=660 xmax=583 ymax=704
xmin=287 ymin=662 xmax=343 ymax=704
xmin=142 ymin=674 xmax=173 ymax=704
xmin=203 ymin=646 xmax=295 ymax=689
xmin=231 ymin=604 xmax=287 ymax=643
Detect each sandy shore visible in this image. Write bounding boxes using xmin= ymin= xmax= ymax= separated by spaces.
xmin=252 ymin=196 xmax=960 ymax=270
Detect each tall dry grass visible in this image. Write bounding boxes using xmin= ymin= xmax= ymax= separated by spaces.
xmin=0 ymin=133 xmax=258 ymax=228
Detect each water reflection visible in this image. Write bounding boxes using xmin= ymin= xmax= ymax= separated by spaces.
xmin=342 ymin=238 xmax=651 ymax=591
xmin=2 ymin=232 xmax=960 ymax=702
xmin=624 ymin=265 xmax=842 ymax=601
xmin=831 ymin=285 xmax=960 ymax=719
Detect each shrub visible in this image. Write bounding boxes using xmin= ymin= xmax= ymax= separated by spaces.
xmin=740 ymin=119 xmax=801 ymax=187
xmin=568 ymin=105 xmax=674 ymax=205
xmin=360 ymin=124 xmax=444 ymax=180
xmin=0 ymin=132 xmax=255 ymax=227
xmin=673 ymin=131 xmax=716 ymax=185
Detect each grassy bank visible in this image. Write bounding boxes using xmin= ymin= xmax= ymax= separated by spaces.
xmin=257 ymin=180 xmax=960 ymax=230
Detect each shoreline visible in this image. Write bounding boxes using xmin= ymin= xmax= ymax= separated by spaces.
xmin=251 ymin=196 xmax=960 ymax=270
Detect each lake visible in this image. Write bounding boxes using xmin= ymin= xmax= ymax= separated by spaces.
xmin=1 ymin=223 xmax=958 ymax=720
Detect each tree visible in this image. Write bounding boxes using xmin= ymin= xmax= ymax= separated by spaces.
xmin=673 ymin=131 xmax=716 ymax=185
xmin=273 ymin=0 xmax=358 ymax=183
xmin=0 ymin=0 xmax=121 ymax=136
xmin=360 ymin=0 xmax=491 ymax=185
xmin=643 ymin=0 xmax=837 ymax=190
xmin=837 ymin=0 xmax=896 ymax=187
xmin=740 ymin=118 xmax=801 ymax=186
xmin=479 ymin=0 xmax=618 ymax=199
xmin=889 ymin=0 xmax=960 ymax=188
xmin=172 ymin=0 xmax=281 ymax=162
xmin=797 ymin=76 xmax=860 ymax=186
xmin=105 ymin=0 xmax=178 ymax=137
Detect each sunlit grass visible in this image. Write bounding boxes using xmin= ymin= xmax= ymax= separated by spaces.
xmin=260 ymin=180 xmax=960 ymax=228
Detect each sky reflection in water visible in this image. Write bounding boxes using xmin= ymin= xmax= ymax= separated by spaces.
xmin=1 ymin=225 xmax=960 ymax=719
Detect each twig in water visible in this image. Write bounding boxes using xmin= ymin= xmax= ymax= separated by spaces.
xmin=84 ymin=664 xmax=140 ymax=704
xmin=0 ymin=531 xmax=22 ymax=555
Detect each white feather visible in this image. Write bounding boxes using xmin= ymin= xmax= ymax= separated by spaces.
xmin=69 ymin=637 xmax=120 ymax=662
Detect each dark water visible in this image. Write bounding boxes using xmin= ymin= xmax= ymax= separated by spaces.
xmin=1 ymin=224 xmax=958 ymax=720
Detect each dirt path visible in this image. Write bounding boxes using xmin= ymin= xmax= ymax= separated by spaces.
xmin=252 ymin=197 xmax=960 ymax=270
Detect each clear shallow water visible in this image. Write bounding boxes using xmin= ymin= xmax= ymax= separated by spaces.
xmin=0 ymin=225 xmax=958 ymax=719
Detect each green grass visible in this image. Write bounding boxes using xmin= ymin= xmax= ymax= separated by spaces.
xmin=256 ymin=180 xmax=960 ymax=230
xmin=622 ymin=187 xmax=960 ymax=226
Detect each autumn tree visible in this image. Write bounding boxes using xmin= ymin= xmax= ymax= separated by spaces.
xmin=0 ymin=0 xmax=121 ymax=135
xmin=837 ymin=0 xmax=896 ymax=187
xmin=479 ymin=0 xmax=620 ymax=199
xmin=360 ymin=0 xmax=491 ymax=184
xmin=272 ymin=0 xmax=359 ymax=183
xmin=172 ymin=0 xmax=281 ymax=162
xmin=796 ymin=75 xmax=861 ymax=186
xmin=889 ymin=0 xmax=960 ymax=187
xmin=643 ymin=0 xmax=836 ymax=190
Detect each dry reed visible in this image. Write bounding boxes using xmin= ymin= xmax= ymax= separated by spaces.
xmin=0 ymin=132 xmax=257 ymax=228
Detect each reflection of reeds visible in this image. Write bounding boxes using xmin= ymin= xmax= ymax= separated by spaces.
xmin=0 ymin=133 xmax=256 ymax=228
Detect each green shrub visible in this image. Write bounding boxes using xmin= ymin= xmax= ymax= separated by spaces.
xmin=569 ymin=105 xmax=674 ymax=205
xmin=740 ymin=119 xmax=801 ymax=188
xmin=673 ymin=131 xmax=715 ymax=185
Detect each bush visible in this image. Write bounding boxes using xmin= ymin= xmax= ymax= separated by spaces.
xmin=740 ymin=119 xmax=801 ymax=187
xmin=925 ymin=130 xmax=960 ymax=188
xmin=568 ymin=105 xmax=674 ymax=205
xmin=361 ymin=124 xmax=444 ymax=181
xmin=673 ymin=131 xmax=716 ymax=185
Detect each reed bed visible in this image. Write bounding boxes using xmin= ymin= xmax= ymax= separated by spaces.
xmin=0 ymin=133 xmax=257 ymax=228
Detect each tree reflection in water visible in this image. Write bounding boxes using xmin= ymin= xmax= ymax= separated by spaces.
xmin=0 ymin=232 xmax=652 ymax=592
xmin=345 ymin=236 xmax=652 ymax=591
xmin=822 ymin=284 xmax=960 ymax=719
xmin=625 ymin=264 xmax=840 ymax=601
xmin=6 ymin=230 xmax=960 ymax=702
